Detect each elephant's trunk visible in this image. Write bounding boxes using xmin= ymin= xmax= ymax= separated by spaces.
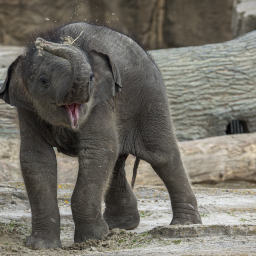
xmin=35 ymin=37 xmax=91 ymax=104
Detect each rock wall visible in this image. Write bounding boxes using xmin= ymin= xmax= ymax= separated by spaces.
xmin=0 ymin=0 xmax=233 ymax=50
xmin=164 ymin=0 xmax=234 ymax=47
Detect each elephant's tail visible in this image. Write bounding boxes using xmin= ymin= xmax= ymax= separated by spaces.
xmin=131 ymin=157 xmax=140 ymax=189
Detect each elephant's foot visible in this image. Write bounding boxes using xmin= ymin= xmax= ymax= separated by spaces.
xmin=104 ymin=204 xmax=140 ymax=230
xmin=26 ymin=234 xmax=62 ymax=249
xmin=170 ymin=206 xmax=202 ymax=225
xmin=74 ymin=218 xmax=109 ymax=243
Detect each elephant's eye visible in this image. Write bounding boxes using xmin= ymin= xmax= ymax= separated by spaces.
xmin=39 ymin=74 xmax=50 ymax=88
xmin=90 ymin=72 xmax=95 ymax=81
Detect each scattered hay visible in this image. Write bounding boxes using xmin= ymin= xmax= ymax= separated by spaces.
xmin=65 ymin=228 xmax=152 ymax=252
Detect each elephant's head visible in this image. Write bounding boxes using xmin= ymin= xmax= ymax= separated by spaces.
xmin=0 ymin=37 xmax=122 ymax=130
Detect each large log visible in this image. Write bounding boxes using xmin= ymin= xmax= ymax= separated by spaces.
xmin=2 ymin=31 xmax=256 ymax=141
xmin=180 ymin=133 xmax=256 ymax=184
xmin=125 ymin=133 xmax=256 ymax=185
xmin=149 ymin=31 xmax=256 ymax=141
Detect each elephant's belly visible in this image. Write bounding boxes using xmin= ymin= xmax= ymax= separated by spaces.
xmin=56 ymin=144 xmax=79 ymax=157
xmin=45 ymin=127 xmax=79 ymax=157
xmin=53 ymin=133 xmax=79 ymax=157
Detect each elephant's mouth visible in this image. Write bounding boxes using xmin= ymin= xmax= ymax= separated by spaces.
xmin=65 ymin=103 xmax=82 ymax=130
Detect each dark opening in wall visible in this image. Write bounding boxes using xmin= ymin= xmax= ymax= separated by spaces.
xmin=226 ymin=120 xmax=249 ymax=135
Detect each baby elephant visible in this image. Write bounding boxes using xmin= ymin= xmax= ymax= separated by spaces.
xmin=0 ymin=22 xmax=201 ymax=249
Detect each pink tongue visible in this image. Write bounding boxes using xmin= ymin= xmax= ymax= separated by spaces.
xmin=66 ymin=103 xmax=80 ymax=129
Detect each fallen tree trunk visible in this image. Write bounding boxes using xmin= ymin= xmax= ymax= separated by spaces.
xmin=2 ymin=32 xmax=256 ymax=141
xmin=126 ymin=133 xmax=256 ymax=185
xmin=149 ymin=31 xmax=256 ymax=141
xmin=179 ymin=133 xmax=256 ymax=184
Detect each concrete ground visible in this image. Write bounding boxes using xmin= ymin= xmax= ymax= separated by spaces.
xmin=0 ymin=183 xmax=255 ymax=255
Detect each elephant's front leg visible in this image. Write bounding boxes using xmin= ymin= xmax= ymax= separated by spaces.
xmin=72 ymin=142 xmax=118 ymax=243
xmin=18 ymin=110 xmax=61 ymax=249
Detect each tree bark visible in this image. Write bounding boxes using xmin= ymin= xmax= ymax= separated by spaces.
xmin=180 ymin=133 xmax=256 ymax=184
xmin=149 ymin=30 xmax=256 ymax=141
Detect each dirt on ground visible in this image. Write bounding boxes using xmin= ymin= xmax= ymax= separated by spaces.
xmin=0 ymin=222 xmax=156 ymax=255
xmin=0 ymin=183 xmax=255 ymax=255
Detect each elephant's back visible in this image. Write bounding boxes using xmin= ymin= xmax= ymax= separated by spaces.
xmin=60 ymin=23 xmax=167 ymax=120
xmin=60 ymin=23 xmax=161 ymax=86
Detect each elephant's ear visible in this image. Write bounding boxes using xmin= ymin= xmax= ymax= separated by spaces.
xmin=90 ymin=49 xmax=122 ymax=104
xmin=0 ymin=56 xmax=34 ymax=111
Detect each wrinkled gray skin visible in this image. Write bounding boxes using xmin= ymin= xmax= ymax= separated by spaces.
xmin=0 ymin=23 xmax=201 ymax=249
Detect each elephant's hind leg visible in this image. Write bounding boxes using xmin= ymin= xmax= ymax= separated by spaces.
xmin=104 ymin=154 xmax=140 ymax=230
xmin=151 ymin=158 xmax=202 ymax=225
xmin=137 ymin=103 xmax=202 ymax=225
xmin=145 ymin=144 xmax=202 ymax=225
